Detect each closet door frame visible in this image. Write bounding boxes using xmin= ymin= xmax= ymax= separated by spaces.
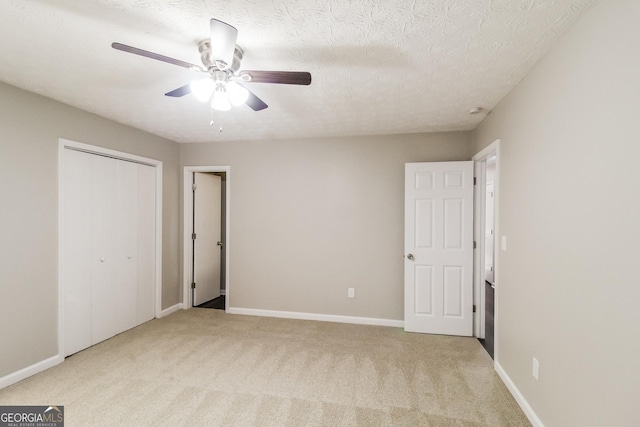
xmin=58 ymin=138 xmax=163 ymax=358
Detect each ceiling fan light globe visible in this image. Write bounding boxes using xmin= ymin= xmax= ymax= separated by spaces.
xmin=211 ymin=85 xmax=232 ymax=111
xmin=227 ymin=82 xmax=249 ymax=106
xmin=190 ymin=78 xmax=215 ymax=102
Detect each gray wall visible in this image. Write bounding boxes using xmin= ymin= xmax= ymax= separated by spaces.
xmin=472 ymin=0 xmax=639 ymax=425
xmin=180 ymin=132 xmax=472 ymax=320
xmin=0 ymin=82 xmax=181 ymax=378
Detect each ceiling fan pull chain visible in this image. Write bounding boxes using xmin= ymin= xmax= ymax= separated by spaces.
xmin=209 ymin=108 xmax=224 ymax=133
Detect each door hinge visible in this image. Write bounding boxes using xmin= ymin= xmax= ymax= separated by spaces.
xmin=473 ymin=304 xmax=476 ymax=313
xmin=192 ymin=233 xmax=196 ymax=240
xmin=191 ymin=282 xmax=196 ymax=289
xmin=473 ymin=241 xmax=476 ymax=249
xmin=473 ymin=177 xmax=477 ymax=185
xmin=192 ymin=183 xmax=197 ymax=191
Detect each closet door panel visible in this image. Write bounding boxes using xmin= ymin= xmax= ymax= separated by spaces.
xmin=137 ymin=164 xmax=156 ymax=323
xmin=115 ymin=160 xmax=139 ymax=333
xmin=62 ymin=150 xmax=93 ymax=356
xmin=63 ymin=148 xmax=158 ymax=356
xmin=91 ymin=155 xmax=119 ymax=345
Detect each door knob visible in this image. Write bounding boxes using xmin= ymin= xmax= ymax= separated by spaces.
xmin=217 ymin=241 xmax=223 ymax=248
xmin=407 ymin=254 xmax=415 ymax=261
xmin=100 ymin=258 xmax=105 ymax=263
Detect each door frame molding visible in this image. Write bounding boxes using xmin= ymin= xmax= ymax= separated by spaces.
xmin=182 ymin=166 xmax=231 ymax=311
xmin=472 ymin=139 xmax=500 ymax=358
xmin=58 ymin=138 xmax=164 ymax=358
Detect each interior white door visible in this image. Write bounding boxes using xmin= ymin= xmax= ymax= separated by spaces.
xmin=91 ymin=154 xmax=120 ymax=344
xmin=136 ymin=164 xmax=156 ymax=323
xmin=404 ymin=161 xmax=474 ymax=336
xmin=62 ymin=149 xmax=93 ymax=356
xmin=193 ymin=172 xmax=222 ymax=306
xmin=114 ymin=159 xmax=139 ymax=335
xmin=484 ymin=181 xmax=495 ymax=284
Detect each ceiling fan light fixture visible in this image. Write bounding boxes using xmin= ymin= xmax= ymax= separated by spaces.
xmin=211 ymin=82 xmax=231 ymax=111
xmin=190 ymin=78 xmax=215 ymax=102
xmin=112 ymin=17 xmax=312 ymax=119
xmin=227 ymin=81 xmax=249 ymax=106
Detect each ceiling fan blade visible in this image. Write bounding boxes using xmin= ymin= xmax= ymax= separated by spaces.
xmin=165 ymin=84 xmax=192 ymax=97
xmin=239 ymin=83 xmax=268 ymax=111
xmin=210 ymin=19 xmax=238 ymax=69
xmin=238 ymin=70 xmax=312 ymax=85
xmin=112 ymin=42 xmax=203 ymax=71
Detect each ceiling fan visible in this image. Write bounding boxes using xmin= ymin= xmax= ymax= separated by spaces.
xmin=112 ymin=18 xmax=311 ymax=113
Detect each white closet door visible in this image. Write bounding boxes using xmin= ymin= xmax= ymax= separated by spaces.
xmin=63 ymin=148 xmax=157 ymax=355
xmin=114 ymin=160 xmax=139 ymax=334
xmin=137 ymin=163 xmax=156 ymax=323
xmin=91 ymin=154 xmax=120 ymax=344
xmin=62 ymin=150 xmax=93 ymax=356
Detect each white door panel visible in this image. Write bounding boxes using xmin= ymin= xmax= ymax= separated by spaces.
xmin=414 ymin=265 xmax=434 ymax=315
xmin=137 ymin=164 xmax=156 ymax=323
xmin=62 ymin=150 xmax=93 ymax=356
xmin=405 ymin=161 xmax=473 ymax=336
xmin=91 ymin=155 xmax=119 ymax=344
xmin=115 ymin=160 xmax=138 ymax=334
xmin=193 ymin=173 xmax=222 ymax=305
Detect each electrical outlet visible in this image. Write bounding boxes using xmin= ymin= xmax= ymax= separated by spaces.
xmin=532 ymin=357 xmax=539 ymax=381
xmin=348 ymin=288 xmax=355 ymax=298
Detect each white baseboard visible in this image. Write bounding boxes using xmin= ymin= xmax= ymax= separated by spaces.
xmin=0 ymin=354 xmax=64 ymax=390
xmin=495 ymin=361 xmax=544 ymax=427
xmin=159 ymin=303 xmax=183 ymax=318
xmin=227 ymin=307 xmax=404 ymax=328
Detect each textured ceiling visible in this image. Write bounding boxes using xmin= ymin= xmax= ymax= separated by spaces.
xmin=0 ymin=0 xmax=598 ymax=143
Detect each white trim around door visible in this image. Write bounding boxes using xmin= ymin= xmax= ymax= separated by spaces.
xmin=57 ymin=138 xmax=163 ymax=360
xmin=182 ymin=166 xmax=231 ymax=311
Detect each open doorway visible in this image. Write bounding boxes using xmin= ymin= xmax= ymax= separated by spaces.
xmin=473 ymin=140 xmax=500 ymax=360
xmin=485 ymin=157 xmax=496 ymax=286
xmin=183 ymin=166 xmax=231 ymax=311
xmin=192 ymin=172 xmax=226 ymax=310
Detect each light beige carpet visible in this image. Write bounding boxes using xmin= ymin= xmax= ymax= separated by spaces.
xmin=0 ymin=309 xmax=530 ymax=426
